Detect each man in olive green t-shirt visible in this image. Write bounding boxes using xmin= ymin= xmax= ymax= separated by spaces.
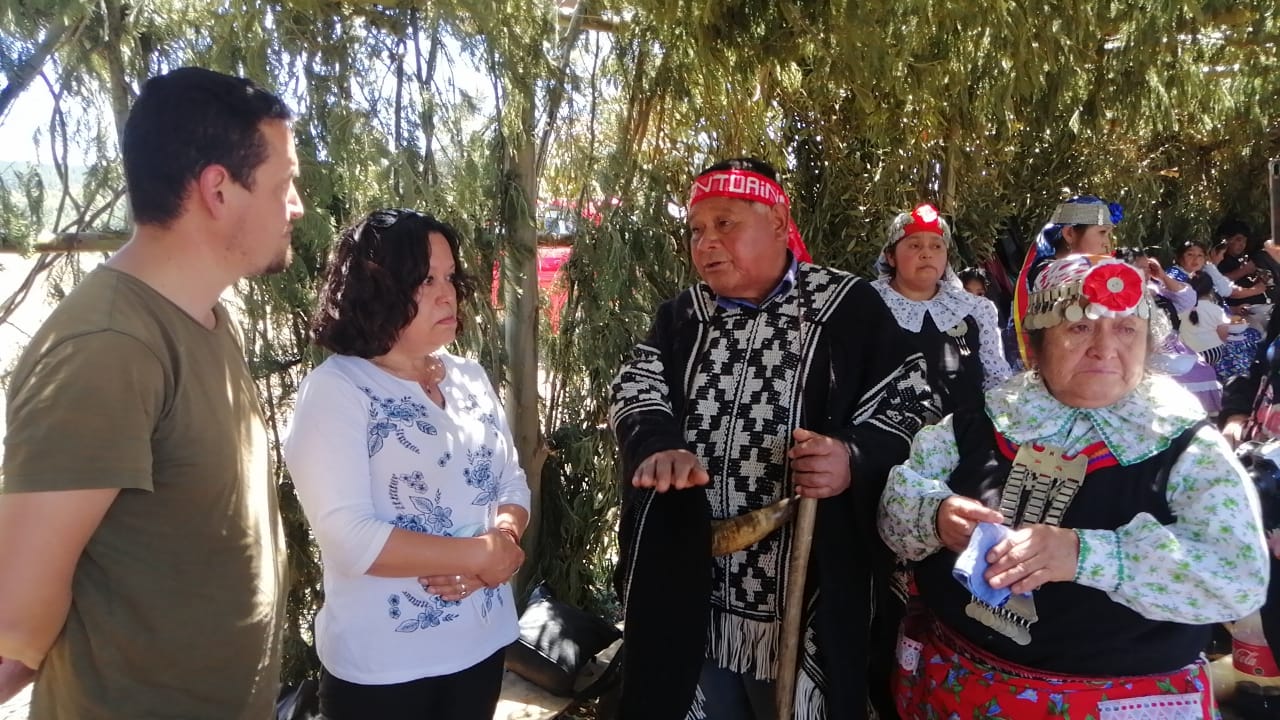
xmin=0 ymin=67 xmax=304 ymax=719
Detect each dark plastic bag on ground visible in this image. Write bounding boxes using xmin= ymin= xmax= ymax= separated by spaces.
xmin=275 ymin=677 xmax=319 ymax=720
xmin=504 ymin=583 xmax=622 ymax=697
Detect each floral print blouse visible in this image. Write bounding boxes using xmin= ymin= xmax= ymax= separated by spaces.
xmin=878 ymin=371 xmax=1269 ymax=624
xmin=284 ymin=353 xmax=531 ymax=684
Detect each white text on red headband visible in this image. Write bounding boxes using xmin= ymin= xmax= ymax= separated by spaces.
xmin=688 ymin=169 xmax=791 ymax=209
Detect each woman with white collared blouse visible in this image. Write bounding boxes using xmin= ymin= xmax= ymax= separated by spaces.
xmin=871 ymin=204 xmax=1011 ymax=416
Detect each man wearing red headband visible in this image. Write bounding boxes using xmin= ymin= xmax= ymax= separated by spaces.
xmin=610 ymin=157 xmax=938 ymax=719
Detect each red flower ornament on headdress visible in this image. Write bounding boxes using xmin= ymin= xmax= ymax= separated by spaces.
xmin=892 ymin=203 xmax=948 ymax=245
xmin=1081 ymin=261 xmax=1144 ymax=316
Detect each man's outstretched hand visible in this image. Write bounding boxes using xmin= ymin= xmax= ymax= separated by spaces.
xmin=632 ymin=449 xmax=710 ymax=493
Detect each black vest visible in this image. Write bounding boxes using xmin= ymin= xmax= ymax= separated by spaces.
xmin=915 ymin=410 xmax=1210 ymax=676
xmin=911 ymin=313 xmax=985 ymax=416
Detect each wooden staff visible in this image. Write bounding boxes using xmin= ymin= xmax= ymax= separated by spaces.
xmin=777 ymin=258 xmax=817 ymax=718
xmin=774 ymin=494 xmax=817 ymax=719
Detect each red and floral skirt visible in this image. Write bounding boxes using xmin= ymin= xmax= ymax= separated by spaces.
xmin=894 ymin=620 xmax=1215 ymax=720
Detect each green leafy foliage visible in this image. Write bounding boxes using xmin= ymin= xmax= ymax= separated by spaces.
xmin=2 ymin=0 xmax=1278 ymax=687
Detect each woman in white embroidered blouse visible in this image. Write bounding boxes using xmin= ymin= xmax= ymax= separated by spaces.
xmin=284 ymin=209 xmax=530 ymax=719
xmin=867 ymin=205 xmax=1013 ymax=714
xmin=872 ymin=203 xmax=1011 ymax=416
xmin=876 ymin=254 xmax=1268 ymax=719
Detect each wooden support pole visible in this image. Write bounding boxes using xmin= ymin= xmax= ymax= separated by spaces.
xmin=0 ymin=232 xmax=129 ymax=254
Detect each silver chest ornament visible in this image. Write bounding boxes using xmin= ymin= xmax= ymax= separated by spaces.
xmin=945 ymin=318 xmax=972 ymax=355
xmin=965 ymin=442 xmax=1088 ymax=645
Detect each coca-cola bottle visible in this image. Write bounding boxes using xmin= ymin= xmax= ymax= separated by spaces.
xmin=1232 ymin=414 xmax=1280 ymax=718
xmin=1230 ymin=611 xmax=1280 ymax=720
xmin=1231 ymin=611 xmax=1280 ymax=684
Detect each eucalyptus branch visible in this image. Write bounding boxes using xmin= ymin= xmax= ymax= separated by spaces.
xmin=0 ymin=254 xmax=58 ymax=327
xmin=62 ymin=187 xmax=127 ymax=234
xmin=412 ymin=10 xmax=441 ymax=188
xmin=534 ymin=0 xmax=587 ymax=180
xmin=0 ymin=13 xmax=73 ymax=120
xmin=103 ymin=0 xmax=135 ymax=150
xmin=393 ymin=33 xmax=406 ymax=197
xmin=42 ymin=72 xmax=81 ymax=229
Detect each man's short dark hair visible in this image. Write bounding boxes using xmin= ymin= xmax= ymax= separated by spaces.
xmin=1216 ymin=218 xmax=1251 ymax=240
xmin=122 ymin=66 xmax=293 ymax=226
xmin=697 ymin=157 xmax=781 ymax=182
xmin=311 ymin=208 xmax=476 ymax=358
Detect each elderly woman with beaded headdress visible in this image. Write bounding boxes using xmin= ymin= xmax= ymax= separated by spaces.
xmin=878 ymin=253 xmax=1269 ymax=719
xmin=873 ymin=204 xmax=1011 ymax=415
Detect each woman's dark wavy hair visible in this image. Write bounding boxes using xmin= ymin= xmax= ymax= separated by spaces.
xmin=311 ymin=208 xmax=477 ymax=357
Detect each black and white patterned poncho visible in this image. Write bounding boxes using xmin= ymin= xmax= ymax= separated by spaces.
xmin=610 ymin=262 xmax=938 ymax=720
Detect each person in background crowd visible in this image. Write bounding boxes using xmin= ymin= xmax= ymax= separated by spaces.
xmin=0 ymin=67 xmax=304 ymax=718
xmin=1219 ymin=238 xmax=1280 ymax=714
xmin=963 ymin=264 xmax=1016 ymax=360
xmin=610 ymin=157 xmax=937 ymax=719
xmin=1011 ymin=195 xmax=1122 ymax=367
xmin=1112 ymin=245 xmax=1224 ymax=416
xmin=1144 ymin=240 xmax=1265 ymax=384
xmin=1216 ymin=219 xmax=1271 ymax=312
xmin=1166 ymin=240 xmax=1202 ymax=285
xmin=1169 ymin=240 xmax=1266 ymax=305
xmin=958 ymin=266 xmax=989 ymax=297
xmin=1180 ymin=273 xmax=1256 ymax=383
xmin=1221 ymin=241 xmax=1280 ymax=445
xmin=880 ymin=253 xmax=1268 ymax=719
xmin=284 ymin=209 xmax=529 ymax=719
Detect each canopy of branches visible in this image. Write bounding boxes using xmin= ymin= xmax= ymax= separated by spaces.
xmin=2 ymin=0 xmax=1277 ymax=682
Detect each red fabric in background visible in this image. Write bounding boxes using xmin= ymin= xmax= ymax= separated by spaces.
xmin=491 ymin=245 xmax=573 ymax=333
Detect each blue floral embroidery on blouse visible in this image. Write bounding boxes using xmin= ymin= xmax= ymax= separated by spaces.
xmin=392 ymin=513 xmax=430 ymax=534
xmin=400 ymin=470 xmax=429 ymax=494
xmin=478 ymin=586 xmax=504 ymax=620
xmin=360 ymin=387 xmax=438 ymax=456
xmin=410 ymin=495 xmax=454 ymax=534
xmin=388 ymin=472 xmax=454 ymax=535
xmin=463 ymin=446 xmax=501 ymax=506
xmin=437 ymin=451 xmax=452 ymax=467
xmin=390 ymin=591 xmax=459 ymax=633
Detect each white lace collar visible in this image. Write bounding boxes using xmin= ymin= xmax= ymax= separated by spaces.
xmin=984 ymin=372 xmax=1205 ymax=466
xmin=871 ymin=278 xmax=984 ymax=333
